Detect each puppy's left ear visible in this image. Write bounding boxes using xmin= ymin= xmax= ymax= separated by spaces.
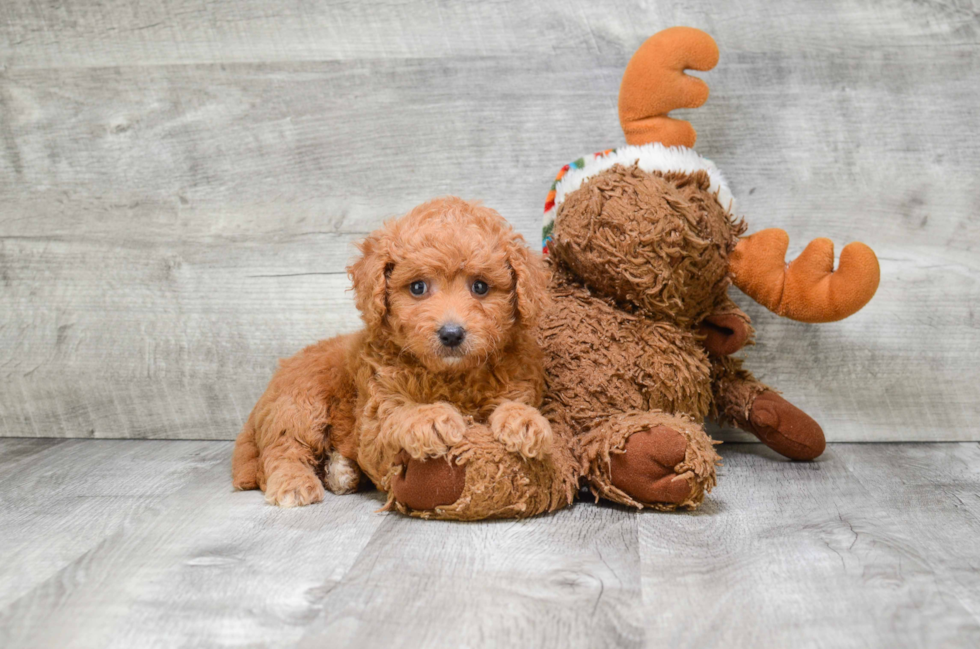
xmin=505 ymin=233 xmax=549 ymax=328
xmin=348 ymin=226 xmax=394 ymax=330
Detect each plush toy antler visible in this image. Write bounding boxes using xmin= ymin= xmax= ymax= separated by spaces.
xmin=618 ymin=26 xmax=719 ymax=148
xmin=730 ymin=230 xmax=879 ymax=323
xmin=617 ymin=27 xmax=880 ymax=322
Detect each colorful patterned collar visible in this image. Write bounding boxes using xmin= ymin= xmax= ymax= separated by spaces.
xmin=542 ymin=150 xmax=615 ymax=254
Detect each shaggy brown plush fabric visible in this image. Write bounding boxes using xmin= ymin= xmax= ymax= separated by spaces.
xmin=391 ymin=424 xmax=579 ymax=520
xmin=549 ymin=166 xmax=743 ymax=328
xmin=535 ymin=165 xmax=738 ymax=508
xmin=533 ymin=162 xmax=834 ymax=509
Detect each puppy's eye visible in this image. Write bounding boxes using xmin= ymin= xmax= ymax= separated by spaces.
xmin=471 ymin=280 xmax=489 ymax=296
xmin=409 ymin=280 xmax=427 ymax=296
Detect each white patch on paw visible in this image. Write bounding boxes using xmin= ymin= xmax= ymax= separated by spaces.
xmin=325 ymin=451 xmax=361 ymax=495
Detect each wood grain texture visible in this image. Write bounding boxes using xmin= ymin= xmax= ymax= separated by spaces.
xmin=1 ymin=1 xmax=978 ymax=440
xmin=0 ymin=439 xmax=227 ymax=610
xmin=0 ymin=439 xmax=388 ymax=648
xmin=298 ymin=505 xmax=643 ymax=648
xmin=1 ymin=439 xmax=978 ymax=648
xmin=638 ymin=443 xmax=980 ymax=647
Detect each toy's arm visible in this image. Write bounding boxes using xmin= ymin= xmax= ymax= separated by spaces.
xmin=698 ymin=292 xmax=755 ymax=356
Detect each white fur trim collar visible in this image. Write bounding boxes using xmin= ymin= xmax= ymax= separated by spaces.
xmin=543 ymin=143 xmax=734 ymax=252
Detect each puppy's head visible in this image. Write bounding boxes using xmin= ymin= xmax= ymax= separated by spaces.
xmin=348 ymin=197 xmax=547 ymax=372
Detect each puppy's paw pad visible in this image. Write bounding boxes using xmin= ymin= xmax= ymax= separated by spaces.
xmin=265 ymin=471 xmax=325 ymax=508
xmin=490 ymin=402 xmax=554 ymax=459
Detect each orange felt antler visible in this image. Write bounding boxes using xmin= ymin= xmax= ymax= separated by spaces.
xmin=730 ymin=229 xmax=880 ymax=323
xmin=618 ymin=27 xmax=719 ymax=148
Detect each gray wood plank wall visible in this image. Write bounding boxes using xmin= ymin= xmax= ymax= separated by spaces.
xmin=1 ymin=1 xmax=978 ymax=441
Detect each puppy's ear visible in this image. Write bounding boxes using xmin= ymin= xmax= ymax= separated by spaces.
xmin=348 ymin=226 xmax=394 ymax=329
xmin=505 ymin=233 xmax=550 ymax=328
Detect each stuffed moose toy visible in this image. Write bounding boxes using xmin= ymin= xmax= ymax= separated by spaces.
xmin=388 ymin=27 xmax=880 ymax=519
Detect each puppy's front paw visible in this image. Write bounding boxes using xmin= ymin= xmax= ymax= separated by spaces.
xmin=390 ymin=402 xmax=467 ymax=460
xmin=265 ymin=468 xmax=325 ymax=508
xmin=489 ymin=402 xmax=553 ymax=459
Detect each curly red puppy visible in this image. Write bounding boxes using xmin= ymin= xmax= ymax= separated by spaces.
xmin=232 ymin=197 xmax=550 ymax=509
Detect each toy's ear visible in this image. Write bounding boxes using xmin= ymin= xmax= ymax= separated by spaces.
xmin=730 ymin=229 xmax=880 ymax=323
xmin=348 ymin=226 xmax=394 ymax=329
xmin=505 ymin=232 xmax=549 ymax=328
xmin=618 ymin=26 xmax=719 ymax=148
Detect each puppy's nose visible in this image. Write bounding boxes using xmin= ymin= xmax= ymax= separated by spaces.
xmin=437 ymin=323 xmax=466 ymax=348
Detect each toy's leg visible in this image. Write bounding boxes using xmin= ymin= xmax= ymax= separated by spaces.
xmin=389 ymin=449 xmax=467 ymax=512
xmin=578 ymin=411 xmax=720 ymax=511
xmin=388 ymin=424 xmax=579 ymax=520
xmin=710 ymin=355 xmax=825 ymax=460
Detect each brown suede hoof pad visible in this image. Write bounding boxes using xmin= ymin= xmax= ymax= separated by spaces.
xmin=609 ymin=426 xmax=694 ymax=505
xmin=698 ymin=313 xmax=750 ymax=356
xmin=749 ymin=392 xmax=826 ymax=461
xmin=390 ymin=451 xmax=466 ymax=511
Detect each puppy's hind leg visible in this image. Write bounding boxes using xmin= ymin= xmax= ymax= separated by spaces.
xmin=247 ymin=386 xmax=330 ymax=508
xmin=241 ymin=333 xmax=361 ymax=507
xmin=260 ymin=426 xmax=326 ymax=508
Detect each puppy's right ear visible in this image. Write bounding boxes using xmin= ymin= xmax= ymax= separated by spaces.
xmin=348 ymin=227 xmax=394 ymax=329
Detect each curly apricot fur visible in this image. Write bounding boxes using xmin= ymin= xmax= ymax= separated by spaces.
xmin=231 ymin=197 xmax=569 ymax=515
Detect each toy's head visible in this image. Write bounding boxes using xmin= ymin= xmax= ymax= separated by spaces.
xmin=544 ymin=27 xmax=879 ymax=326
xmin=551 ymin=164 xmax=742 ymax=327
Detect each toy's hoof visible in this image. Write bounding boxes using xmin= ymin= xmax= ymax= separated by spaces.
xmin=698 ymin=313 xmax=750 ymax=356
xmin=609 ymin=426 xmax=694 ymax=505
xmin=749 ymin=391 xmax=826 ymax=460
xmin=390 ymin=451 xmax=466 ymax=511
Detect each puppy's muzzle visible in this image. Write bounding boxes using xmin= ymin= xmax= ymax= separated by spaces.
xmin=437 ymin=323 xmax=466 ymax=349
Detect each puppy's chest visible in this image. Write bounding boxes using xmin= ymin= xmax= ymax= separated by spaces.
xmin=401 ymin=368 xmax=506 ymax=418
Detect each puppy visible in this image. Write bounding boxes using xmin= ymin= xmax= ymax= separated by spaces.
xmin=232 ymin=197 xmax=552 ymax=508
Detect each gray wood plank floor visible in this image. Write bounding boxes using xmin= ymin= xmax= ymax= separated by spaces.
xmin=0 ymin=439 xmax=977 ymax=648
